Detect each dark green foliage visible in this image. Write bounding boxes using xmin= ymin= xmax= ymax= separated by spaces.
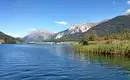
xmin=88 ymin=30 xmax=97 ymax=41
xmin=79 ymin=39 xmax=89 ymax=45
xmin=104 ymin=28 xmax=130 ymax=40
xmin=80 ymin=28 xmax=130 ymax=45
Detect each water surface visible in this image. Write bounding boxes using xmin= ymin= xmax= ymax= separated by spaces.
xmin=0 ymin=44 xmax=130 ymax=80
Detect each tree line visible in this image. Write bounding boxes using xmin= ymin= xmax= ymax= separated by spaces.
xmin=80 ymin=28 xmax=130 ymax=45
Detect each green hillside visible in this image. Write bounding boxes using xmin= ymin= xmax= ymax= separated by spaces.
xmin=0 ymin=31 xmax=24 ymax=44
xmin=84 ymin=14 xmax=130 ymax=37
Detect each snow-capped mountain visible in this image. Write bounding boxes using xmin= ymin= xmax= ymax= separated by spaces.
xmin=23 ymin=30 xmax=55 ymax=41
xmin=54 ymin=23 xmax=98 ymax=39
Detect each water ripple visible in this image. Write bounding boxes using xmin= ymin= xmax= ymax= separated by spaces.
xmin=0 ymin=44 xmax=130 ymax=80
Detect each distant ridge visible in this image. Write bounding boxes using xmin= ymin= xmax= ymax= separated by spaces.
xmin=84 ymin=14 xmax=130 ymax=37
xmin=23 ymin=30 xmax=55 ymax=42
xmin=0 ymin=31 xmax=23 ymax=44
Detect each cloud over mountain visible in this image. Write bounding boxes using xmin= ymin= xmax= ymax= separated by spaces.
xmin=55 ymin=21 xmax=68 ymax=25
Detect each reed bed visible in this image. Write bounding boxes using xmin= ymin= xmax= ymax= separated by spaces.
xmin=76 ymin=41 xmax=130 ymax=56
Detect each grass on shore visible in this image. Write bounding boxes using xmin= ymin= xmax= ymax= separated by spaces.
xmin=75 ymin=40 xmax=130 ymax=56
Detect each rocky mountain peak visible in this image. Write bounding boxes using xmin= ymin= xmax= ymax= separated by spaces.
xmin=23 ymin=30 xmax=55 ymax=41
xmin=68 ymin=23 xmax=98 ymax=33
xmin=54 ymin=22 xmax=98 ymax=39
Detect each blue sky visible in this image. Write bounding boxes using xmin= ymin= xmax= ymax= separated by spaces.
xmin=0 ymin=0 xmax=130 ymax=37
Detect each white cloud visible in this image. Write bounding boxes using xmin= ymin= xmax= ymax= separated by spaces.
xmin=126 ymin=9 xmax=130 ymax=13
xmin=127 ymin=0 xmax=130 ymax=4
xmin=55 ymin=21 xmax=68 ymax=25
xmin=28 ymin=28 xmax=36 ymax=31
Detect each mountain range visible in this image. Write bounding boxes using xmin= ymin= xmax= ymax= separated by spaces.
xmin=23 ymin=30 xmax=55 ymax=42
xmin=1 ymin=13 xmax=130 ymax=43
xmin=22 ymin=13 xmax=130 ymax=42
xmin=23 ymin=23 xmax=98 ymax=42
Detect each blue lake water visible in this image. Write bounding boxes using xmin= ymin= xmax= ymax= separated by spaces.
xmin=0 ymin=44 xmax=130 ymax=80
